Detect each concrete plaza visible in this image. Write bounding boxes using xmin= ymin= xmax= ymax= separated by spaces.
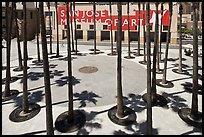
xmin=2 ymin=38 xmax=202 ymax=135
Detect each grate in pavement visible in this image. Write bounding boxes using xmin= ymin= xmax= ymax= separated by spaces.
xmin=79 ymin=66 xmax=98 ymax=73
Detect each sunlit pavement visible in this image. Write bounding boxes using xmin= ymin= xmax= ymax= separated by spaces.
xmin=2 ymin=38 xmax=202 ymax=135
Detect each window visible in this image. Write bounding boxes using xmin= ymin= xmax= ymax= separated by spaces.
xmin=77 ymin=24 xmax=81 ymax=29
xmin=89 ymin=25 xmax=94 ymax=29
xmin=45 ymin=12 xmax=52 ymax=16
xmin=45 ymin=11 xmax=54 ymax=29
xmin=103 ymin=25 xmax=108 ymax=30
xmin=163 ymin=26 xmax=168 ymax=31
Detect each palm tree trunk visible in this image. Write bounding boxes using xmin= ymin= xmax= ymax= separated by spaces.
xmin=110 ymin=2 xmax=114 ymax=54
xmin=70 ymin=2 xmax=75 ymax=52
xmin=137 ymin=2 xmax=141 ymax=55
xmin=116 ymin=2 xmax=124 ymax=118
xmin=93 ymin=2 xmax=97 ymax=54
xmin=14 ymin=2 xmax=23 ymax=70
xmin=143 ymin=3 xmax=146 ymax=62
xmin=156 ymin=4 xmax=161 ymax=72
xmin=55 ymin=2 xmax=60 ymax=57
xmin=191 ymin=2 xmax=199 ymax=119
xmin=178 ymin=3 xmax=183 ymax=72
xmin=47 ymin=2 xmax=52 ymax=54
xmin=198 ymin=2 xmax=202 ymax=21
xmin=39 ymin=2 xmax=54 ymax=135
xmin=66 ymin=2 xmax=74 ymax=122
xmin=162 ymin=2 xmax=172 ymax=84
xmin=146 ymin=2 xmax=152 ymax=135
xmin=73 ymin=2 xmax=78 ymax=55
xmin=22 ymin=2 xmax=29 ymax=113
xmin=159 ymin=3 xmax=163 ymax=62
xmin=36 ymin=2 xmax=41 ymax=62
xmin=152 ymin=2 xmax=159 ymax=100
xmin=3 ymin=2 xmax=12 ymax=97
xmin=127 ymin=2 xmax=131 ymax=57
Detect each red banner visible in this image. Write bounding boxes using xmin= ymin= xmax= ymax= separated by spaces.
xmin=58 ymin=6 xmax=170 ymax=30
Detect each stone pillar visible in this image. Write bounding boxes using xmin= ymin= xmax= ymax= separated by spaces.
xmin=124 ymin=31 xmax=128 ymax=44
xmin=96 ymin=30 xmax=101 ymax=43
xmin=83 ymin=30 xmax=88 ymax=41
xmin=170 ymin=4 xmax=178 ymax=45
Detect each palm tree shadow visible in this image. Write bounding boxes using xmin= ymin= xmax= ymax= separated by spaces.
xmin=30 ymin=61 xmax=43 ymax=66
xmin=181 ymin=82 xmax=202 ymax=95
xmin=184 ymin=72 xmax=202 ymax=81
xmin=29 ymin=63 xmax=58 ymax=69
xmin=170 ymin=76 xmax=192 ymax=83
xmin=58 ymin=56 xmax=77 ymax=61
xmin=17 ymin=70 xmax=65 ymax=83
xmin=123 ymin=93 xmax=147 ymax=113
xmin=54 ymin=76 xmax=80 ymax=87
xmin=113 ymin=121 xmax=158 ymax=135
xmin=166 ymin=57 xmax=186 ymax=62
xmin=173 ymin=63 xmax=191 ymax=69
xmin=76 ymin=109 xmax=109 ymax=135
xmin=73 ymin=90 xmax=102 ymax=108
xmin=167 ymin=63 xmax=191 ymax=70
xmin=12 ymin=90 xmax=44 ymax=107
xmin=160 ymin=91 xmax=188 ymax=113
xmin=49 ymin=70 xmax=65 ymax=78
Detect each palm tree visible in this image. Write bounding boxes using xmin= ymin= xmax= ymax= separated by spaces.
xmin=2 ymin=2 xmax=19 ymax=102
xmin=13 ymin=2 xmax=23 ymax=71
xmin=178 ymin=3 xmax=183 ymax=73
xmin=107 ymin=2 xmax=117 ymax=56
xmin=178 ymin=2 xmax=202 ymax=129
xmin=142 ymin=2 xmax=167 ymax=107
xmin=22 ymin=2 xmax=29 ymax=114
xmin=139 ymin=2 xmax=147 ymax=65
xmin=145 ymin=2 xmax=152 ymax=134
xmin=156 ymin=2 xmax=164 ymax=74
xmin=135 ymin=2 xmax=141 ymax=56
xmin=70 ymin=2 xmax=75 ymax=52
xmin=47 ymin=2 xmax=53 ymax=55
xmin=54 ymin=2 xmax=86 ymax=133
xmin=66 ymin=2 xmax=74 ymax=122
xmin=109 ymin=2 xmax=113 ymax=54
xmin=156 ymin=2 xmax=174 ymax=88
xmin=162 ymin=2 xmax=172 ymax=84
xmin=116 ymin=2 xmax=124 ymax=118
xmin=124 ymin=2 xmax=135 ymax=59
xmin=152 ymin=2 xmax=160 ymax=95
xmin=172 ymin=2 xmax=190 ymax=75
xmin=93 ymin=2 xmax=96 ymax=54
xmin=55 ymin=2 xmax=60 ymax=57
xmin=51 ymin=2 xmax=63 ymax=58
xmin=73 ymin=2 xmax=79 ymax=55
xmin=108 ymin=2 xmax=136 ymax=126
xmin=39 ymin=2 xmax=54 ymax=134
xmin=159 ymin=2 xmax=164 ymax=63
xmin=9 ymin=2 xmax=41 ymax=123
xmin=89 ymin=2 xmax=99 ymax=54
xmin=33 ymin=2 xmax=42 ymax=63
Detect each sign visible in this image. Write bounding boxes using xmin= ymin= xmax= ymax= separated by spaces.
xmin=58 ymin=6 xmax=170 ymax=30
